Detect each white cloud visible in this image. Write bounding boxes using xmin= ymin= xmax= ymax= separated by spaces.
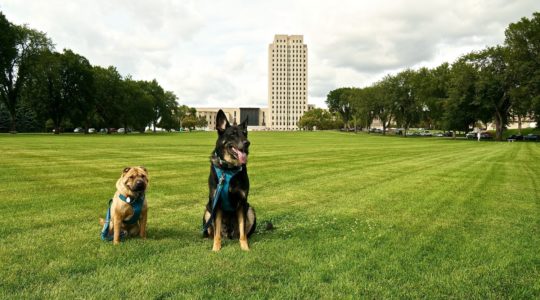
xmin=1 ymin=0 xmax=539 ymax=109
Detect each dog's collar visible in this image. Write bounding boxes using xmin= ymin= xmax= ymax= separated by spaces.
xmin=118 ymin=193 xmax=144 ymax=204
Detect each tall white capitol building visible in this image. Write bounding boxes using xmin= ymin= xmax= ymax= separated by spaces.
xmin=268 ymin=34 xmax=308 ymax=130
xmin=196 ymin=34 xmax=309 ymax=131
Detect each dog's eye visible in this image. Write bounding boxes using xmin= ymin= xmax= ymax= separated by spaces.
xmin=130 ymin=175 xmax=135 ymax=179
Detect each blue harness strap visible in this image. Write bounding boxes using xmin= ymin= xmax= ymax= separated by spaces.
xmin=118 ymin=194 xmax=144 ymax=225
xmin=100 ymin=194 xmax=145 ymax=241
xmin=202 ymin=165 xmax=242 ymax=233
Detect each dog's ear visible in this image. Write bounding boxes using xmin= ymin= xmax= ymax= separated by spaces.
xmin=123 ymin=167 xmax=131 ymax=173
xmin=240 ymin=116 xmax=249 ymax=134
xmin=216 ymin=109 xmax=230 ymax=134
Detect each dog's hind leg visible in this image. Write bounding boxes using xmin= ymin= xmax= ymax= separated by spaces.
xmin=212 ymin=209 xmax=223 ymax=252
xmin=246 ymin=206 xmax=256 ymax=237
xmin=139 ymin=207 xmax=148 ymax=239
xmin=237 ymin=209 xmax=250 ymax=251
xmin=128 ymin=224 xmax=140 ymax=237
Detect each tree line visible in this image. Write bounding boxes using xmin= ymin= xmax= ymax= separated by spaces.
xmin=298 ymin=108 xmax=344 ymax=130
xmin=325 ymin=12 xmax=540 ymax=141
xmin=0 ymin=12 xmax=207 ymax=134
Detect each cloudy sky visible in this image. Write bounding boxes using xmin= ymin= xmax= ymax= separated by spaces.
xmin=1 ymin=1 xmax=539 ymax=108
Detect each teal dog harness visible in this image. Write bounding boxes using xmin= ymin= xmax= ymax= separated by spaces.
xmin=202 ymin=165 xmax=242 ymax=233
xmin=100 ymin=193 xmax=145 ymax=241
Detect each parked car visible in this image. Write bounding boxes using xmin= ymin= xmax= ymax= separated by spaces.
xmin=443 ymin=131 xmax=454 ymax=137
xmin=466 ymin=132 xmax=477 ymax=139
xmin=108 ymin=128 xmax=118 ymax=133
xmin=524 ymin=133 xmax=539 ymax=141
xmin=118 ymin=128 xmax=125 ymax=133
xmin=506 ymin=134 xmax=523 ymax=141
xmin=466 ymin=131 xmax=492 ymax=140
xmin=434 ymin=131 xmax=452 ymax=137
xmin=88 ymin=128 xmax=96 ymax=133
xmin=370 ymin=128 xmax=382 ymax=134
xmin=74 ymin=127 xmax=83 ymax=133
xmin=99 ymin=128 xmax=108 ymax=134
xmin=480 ymin=132 xmax=493 ymax=140
xmin=419 ymin=130 xmax=432 ymax=137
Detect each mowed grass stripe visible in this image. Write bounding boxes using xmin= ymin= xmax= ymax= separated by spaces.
xmin=0 ymin=132 xmax=538 ymax=298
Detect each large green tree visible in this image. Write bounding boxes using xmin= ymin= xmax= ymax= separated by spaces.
xmin=372 ymin=77 xmax=396 ymax=135
xmin=121 ymin=78 xmax=153 ymax=133
xmin=505 ymin=12 xmax=540 ymax=130
xmin=412 ymin=66 xmax=449 ymax=129
xmin=158 ymin=91 xmax=180 ymax=131
xmin=181 ymin=114 xmax=199 ymax=130
xmin=426 ymin=63 xmax=451 ymax=129
xmin=26 ymin=49 xmax=93 ymax=134
xmin=62 ymin=50 xmax=94 ymax=132
xmin=93 ymin=65 xmax=124 ymax=130
xmin=467 ymin=47 xmax=513 ymax=141
xmin=326 ymin=87 xmax=354 ymax=129
xmin=298 ymin=108 xmax=343 ymax=130
xmin=348 ymin=87 xmax=377 ymax=132
xmin=391 ymin=69 xmax=422 ymax=136
xmin=0 ymin=13 xmax=51 ymax=132
xmin=177 ymin=105 xmax=197 ymax=129
xmin=142 ymin=79 xmax=164 ymax=132
xmin=444 ymin=58 xmax=482 ymax=133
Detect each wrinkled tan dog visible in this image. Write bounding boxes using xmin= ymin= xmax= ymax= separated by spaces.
xmin=100 ymin=166 xmax=149 ymax=244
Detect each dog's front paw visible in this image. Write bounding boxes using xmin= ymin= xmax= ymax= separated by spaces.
xmin=240 ymin=239 xmax=250 ymax=251
xmin=212 ymin=240 xmax=222 ymax=252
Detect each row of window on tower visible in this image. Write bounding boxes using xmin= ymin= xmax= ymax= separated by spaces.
xmin=274 ymin=42 xmax=305 ymax=46
xmin=272 ymin=100 xmax=306 ymax=104
xmin=272 ymin=115 xmax=303 ymax=120
xmin=272 ymin=85 xmax=306 ymax=90
xmin=272 ymin=68 xmax=306 ymax=72
xmin=272 ymin=54 xmax=306 ymax=58
xmin=272 ymin=97 xmax=306 ymax=101
xmin=273 ymin=82 xmax=305 ymax=87
xmin=272 ymin=111 xmax=305 ymax=117
xmin=272 ymin=91 xmax=307 ymax=95
xmin=271 ymin=120 xmax=302 ymax=126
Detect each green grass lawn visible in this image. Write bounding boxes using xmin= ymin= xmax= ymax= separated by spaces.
xmin=1 ymin=132 xmax=539 ymax=298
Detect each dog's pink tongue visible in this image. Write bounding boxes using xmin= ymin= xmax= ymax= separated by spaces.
xmin=235 ymin=148 xmax=247 ymax=164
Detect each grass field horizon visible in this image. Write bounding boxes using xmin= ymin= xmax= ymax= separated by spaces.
xmin=1 ymin=132 xmax=539 ymax=298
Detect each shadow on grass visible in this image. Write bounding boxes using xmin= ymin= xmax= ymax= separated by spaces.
xmin=147 ymin=226 xmax=197 ymax=241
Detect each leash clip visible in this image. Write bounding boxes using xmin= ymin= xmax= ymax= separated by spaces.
xmin=218 ymin=174 xmax=225 ymax=185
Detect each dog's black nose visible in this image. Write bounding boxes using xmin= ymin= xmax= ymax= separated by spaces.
xmin=134 ymin=179 xmax=145 ymax=190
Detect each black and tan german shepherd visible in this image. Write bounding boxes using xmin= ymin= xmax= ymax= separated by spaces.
xmin=202 ymin=109 xmax=256 ymax=251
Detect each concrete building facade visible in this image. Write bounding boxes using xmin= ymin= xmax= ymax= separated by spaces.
xmin=196 ymin=107 xmax=268 ymax=131
xmin=268 ymin=34 xmax=308 ymax=130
